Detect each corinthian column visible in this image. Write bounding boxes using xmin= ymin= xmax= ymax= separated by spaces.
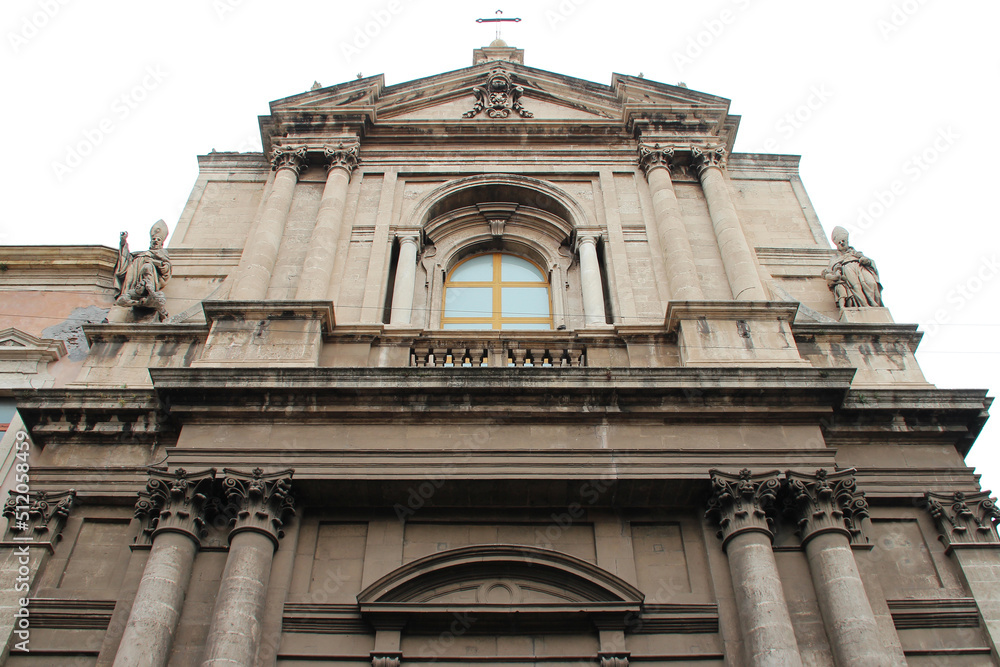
xmin=231 ymin=146 xmax=307 ymax=300
xmin=389 ymin=235 xmax=420 ymax=325
xmin=707 ymin=469 xmax=802 ymax=667
xmin=637 ymin=143 xmax=704 ymax=301
xmin=201 ymin=468 xmax=295 ymax=667
xmin=295 ymin=142 xmax=359 ymax=300
xmin=690 ymin=146 xmax=765 ymax=300
xmin=114 ymin=469 xmax=216 ymax=667
xmin=577 ymin=234 xmax=607 ymax=326
xmin=786 ymin=470 xmax=903 ymax=666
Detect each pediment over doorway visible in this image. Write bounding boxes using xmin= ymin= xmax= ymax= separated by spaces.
xmin=358 ymin=545 xmax=642 ymax=632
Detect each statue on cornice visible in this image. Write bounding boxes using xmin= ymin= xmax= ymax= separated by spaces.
xmin=822 ymin=226 xmax=883 ymax=308
xmin=114 ymin=220 xmax=172 ymax=321
xmin=462 ymin=66 xmax=533 ymax=119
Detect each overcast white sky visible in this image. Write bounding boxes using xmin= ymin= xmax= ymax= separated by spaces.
xmin=2 ymin=1 xmax=998 ymax=492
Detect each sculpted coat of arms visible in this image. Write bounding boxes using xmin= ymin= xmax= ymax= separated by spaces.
xmin=463 ymin=67 xmax=533 ymax=119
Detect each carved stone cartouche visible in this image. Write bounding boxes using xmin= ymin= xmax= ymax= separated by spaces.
xmin=463 ymin=66 xmax=533 ymax=119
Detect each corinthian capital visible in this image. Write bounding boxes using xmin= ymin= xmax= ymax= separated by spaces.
xmin=134 ymin=468 xmax=216 ymax=546
xmin=220 ymin=468 xmax=295 ymax=547
xmin=269 ymin=145 xmax=308 ymax=174
xmin=786 ymin=469 xmax=869 ymax=545
xmin=925 ymin=490 xmax=1000 ymax=548
xmin=706 ymin=468 xmax=781 ymax=549
xmin=324 ymin=141 xmax=360 ymax=175
xmin=637 ymin=142 xmax=676 ymax=177
xmin=3 ymin=488 xmax=76 ymax=543
xmin=690 ymin=145 xmax=728 ymax=178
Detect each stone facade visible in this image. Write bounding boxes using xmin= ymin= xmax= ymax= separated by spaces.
xmin=0 ymin=44 xmax=996 ymax=666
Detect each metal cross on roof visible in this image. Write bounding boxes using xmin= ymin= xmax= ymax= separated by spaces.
xmin=476 ymin=9 xmax=521 ymax=41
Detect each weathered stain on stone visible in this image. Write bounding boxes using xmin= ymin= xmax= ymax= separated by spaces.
xmin=41 ymin=305 xmax=110 ymax=361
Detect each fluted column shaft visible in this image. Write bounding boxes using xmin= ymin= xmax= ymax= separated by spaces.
xmin=708 ymin=469 xmax=802 ymax=667
xmin=295 ymin=143 xmax=358 ymax=300
xmin=692 ymin=147 xmax=765 ymax=300
xmin=787 ymin=470 xmax=899 ymax=666
xmin=577 ymin=235 xmax=607 ymax=326
xmin=231 ymin=147 xmax=306 ymax=300
xmin=389 ymin=235 xmax=420 ymax=325
xmin=638 ymin=144 xmax=704 ymax=300
xmin=114 ymin=532 xmax=198 ymax=667
xmin=201 ymin=469 xmax=294 ymax=667
xmin=114 ymin=469 xmax=214 ymax=667
xmin=201 ymin=530 xmax=275 ymax=667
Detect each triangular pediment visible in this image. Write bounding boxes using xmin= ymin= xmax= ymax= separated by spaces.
xmin=261 ymin=58 xmax=740 ymax=151
xmin=0 ymin=328 xmax=66 ymax=358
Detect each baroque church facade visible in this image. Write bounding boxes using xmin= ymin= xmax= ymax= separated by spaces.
xmin=0 ymin=42 xmax=997 ymax=666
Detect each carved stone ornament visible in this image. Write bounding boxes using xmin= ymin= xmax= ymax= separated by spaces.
xmin=925 ymin=490 xmax=1000 ymax=547
xmin=637 ymin=143 xmax=677 ymax=177
xmin=114 ymin=219 xmax=172 ymax=321
xmin=689 ymin=145 xmax=728 ymax=177
xmin=371 ymin=654 xmax=401 ymax=667
xmin=133 ymin=468 xmax=216 ymax=546
xmin=3 ymin=488 xmax=76 ymax=542
xmin=822 ymin=226 xmax=883 ymax=309
xmin=706 ymin=468 xmax=782 ymax=549
xmin=599 ymin=653 xmax=630 ymax=667
xmin=785 ymin=469 xmax=870 ymax=545
xmin=324 ymin=141 xmax=360 ymax=175
xmin=269 ymin=145 xmax=308 ymax=174
xmin=220 ymin=468 xmax=295 ymax=546
xmin=462 ymin=66 xmax=533 ymax=119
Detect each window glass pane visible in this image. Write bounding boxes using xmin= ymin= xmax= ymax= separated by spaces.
xmin=501 ymin=255 xmax=545 ymax=282
xmin=449 ymin=254 xmax=493 ymax=282
xmin=500 ymin=322 xmax=552 ymax=330
xmin=445 ymin=287 xmax=493 ymax=319
xmin=501 ymin=287 xmax=550 ymax=318
xmin=442 ymin=322 xmax=493 ymax=330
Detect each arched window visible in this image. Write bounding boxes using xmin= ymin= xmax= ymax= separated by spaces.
xmin=442 ymin=253 xmax=552 ymax=330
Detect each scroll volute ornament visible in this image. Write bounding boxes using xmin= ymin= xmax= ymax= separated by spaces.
xmin=689 ymin=145 xmax=728 ymax=177
xmin=3 ymin=489 xmax=76 ymax=542
xmin=706 ymin=468 xmax=782 ymax=549
xmin=220 ymin=468 xmax=295 ymax=546
xmin=925 ymin=490 xmax=1000 ymax=547
xmin=324 ymin=141 xmax=360 ymax=174
xmin=462 ymin=66 xmax=533 ymax=119
xmin=785 ymin=469 xmax=870 ymax=545
xmin=269 ymin=145 xmax=308 ymax=175
xmin=134 ymin=468 xmax=216 ymax=546
xmin=636 ymin=143 xmax=676 ymax=177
